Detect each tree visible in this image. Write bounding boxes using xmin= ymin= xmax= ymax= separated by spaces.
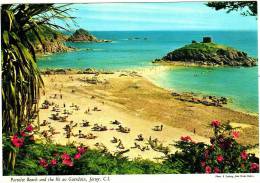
xmin=1 ymin=4 xmax=74 ymax=171
xmin=206 ymin=1 xmax=257 ymax=16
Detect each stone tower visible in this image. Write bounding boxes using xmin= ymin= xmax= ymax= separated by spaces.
xmin=203 ymin=37 xmax=212 ymax=43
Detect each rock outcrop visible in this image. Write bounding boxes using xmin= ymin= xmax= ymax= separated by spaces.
xmin=31 ymin=26 xmax=75 ymax=55
xmin=67 ymin=28 xmax=111 ymax=43
xmin=35 ymin=40 xmax=75 ymax=54
xmin=171 ymin=92 xmax=228 ymax=107
xmin=154 ymin=41 xmax=257 ymax=67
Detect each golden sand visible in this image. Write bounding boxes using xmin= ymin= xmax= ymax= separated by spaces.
xmin=35 ymin=69 xmax=259 ymax=160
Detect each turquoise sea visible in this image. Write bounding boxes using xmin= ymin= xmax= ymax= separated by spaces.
xmin=38 ymin=31 xmax=258 ymax=113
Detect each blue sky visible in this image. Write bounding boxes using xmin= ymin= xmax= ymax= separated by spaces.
xmin=60 ymin=2 xmax=257 ymax=31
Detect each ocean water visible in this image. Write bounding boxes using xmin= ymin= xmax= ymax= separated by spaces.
xmin=146 ymin=66 xmax=258 ymax=113
xmin=38 ymin=31 xmax=258 ymax=113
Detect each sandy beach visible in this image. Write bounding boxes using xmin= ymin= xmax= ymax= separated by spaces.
xmin=35 ymin=68 xmax=259 ymax=161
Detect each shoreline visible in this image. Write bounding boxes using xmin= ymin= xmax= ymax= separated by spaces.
xmin=152 ymin=60 xmax=259 ymax=68
xmin=138 ymin=66 xmax=259 ymax=116
xmin=36 ymin=69 xmax=259 ymax=160
xmin=39 ymin=66 xmax=258 ymax=116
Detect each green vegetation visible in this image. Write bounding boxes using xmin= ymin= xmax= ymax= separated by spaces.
xmin=67 ymin=28 xmax=99 ymax=42
xmin=176 ymin=42 xmax=236 ymax=54
xmin=206 ymin=1 xmax=257 ymax=17
xmin=3 ymin=142 xmax=181 ymax=175
xmin=73 ymin=28 xmax=92 ymax=37
xmin=159 ymin=41 xmax=256 ymax=67
xmin=1 ymin=4 xmax=73 ymax=171
xmin=3 ymin=121 xmax=259 ymax=175
xmin=27 ymin=25 xmax=65 ymax=45
xmin=1 ymin=4 xmax=259 ymax=175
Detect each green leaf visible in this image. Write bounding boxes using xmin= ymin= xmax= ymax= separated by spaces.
xmin=6 ymin=10 xmax=14 ymax=31
xmin=3 ymin=31 xmax=9 ymax=45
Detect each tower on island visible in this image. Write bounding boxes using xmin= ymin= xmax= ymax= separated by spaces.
xmin=202 ymin=36 xmax=212 ymax=43
xmin=191 ymin=37 xmax=213 ymax=44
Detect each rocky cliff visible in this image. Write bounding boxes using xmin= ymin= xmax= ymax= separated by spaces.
xmin=67 ymin=28 xmax=111 ymax=42
xmin=29 ymin=26 xmax=75 ymax=55
xmin=154 ymin=42 xmax=257 ymax=67
xmin=35 ymin=40 xmax=75 ymax=54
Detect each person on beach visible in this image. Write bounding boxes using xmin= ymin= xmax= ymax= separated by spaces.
xmin=111 ymin=137 xmax=118 ymax=143
xmin=82 ymin=120 xmax=90 ymax=127
xmin=136 ymin=134 xmax=144 ymax=141
xmin=78 ymin=130 xmax=85 ymax=138
xmin=117 ymin=140 xmax=125 ymax=149
xmin=160 ymin=125 xmax=163 ymax=131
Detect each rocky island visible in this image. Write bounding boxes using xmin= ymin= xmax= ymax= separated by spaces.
xmin=67 ymin=28 xmax=112 ymax=43
xmin=153 ymin=37 xmax=257 ymax=67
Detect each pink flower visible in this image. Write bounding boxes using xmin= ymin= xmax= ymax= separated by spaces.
xmin=77 ymin=146 xmax=87 ymax=154
xmin=61 ymin=153 xmax=70 ymax=160
xmin=20 ymin=131 xmax=27 ymax=137
xmin=39 ymin=159 xmax=48 ymax=168
xmin=11 ymin=134 xmax=24 ymax=148
xmin=205 ymin=166 xmax=211 ymax=173
xmin=250 ymin=163 xmax=259 ymax=172
xmin=217 ymin=155 xmax=224 ymax=163
xmin=25 ymin=124 xmax=34 ymax=132
xmin=180 ymin=136 xmax=192 ymax=142
xmin=62 ymin=159 xmax=74 ymax=167
xmin=211 ymin=120 xmax=220 ymax=127
xmin=240 ymin=151 xmax=248 ymax=160
xmin=200 ymin=161 xmax=206 ymax=167
xmin=232 ymin=131 xmax=239 ymax=139
xmin=214 ymin=167 xmax=220 ymax=173
xmin=74 ymin=153 xmax=81 ymax=160
xmin=50 ymin=159 xmax=57 ymax=166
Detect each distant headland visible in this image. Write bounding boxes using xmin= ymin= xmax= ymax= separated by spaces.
xmin=67 ymin=28 xmax=112 ymax=43
xmin=153 ymin=37 xmax=257 ymax=67
xmin=35 ymin=28 xmax=112 ymax=56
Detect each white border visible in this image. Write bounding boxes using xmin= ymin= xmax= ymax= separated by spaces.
xmin=0 ymin=0 xmax=256 ymax=4
xmin=0 ymin=0 xmax=259 ymax=183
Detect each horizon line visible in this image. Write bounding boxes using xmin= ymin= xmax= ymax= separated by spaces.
xmin=62 ymin=29 xmax=258 ymax=32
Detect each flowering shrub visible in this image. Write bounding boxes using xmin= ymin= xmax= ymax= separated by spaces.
xmin=11 ymin=134 xmax=25 ymax=148
xmin=2 ymin=120 xmax=259 ymax=175
xmin=171 ymin=120 xmax=259 ymax=173
xmin=3 ymin=142 xmax=180 ymax=175
xmin=4 ymin=124 xmax=35 ymax=151
xmin=35 ymin=145 xmax=88 ymax=174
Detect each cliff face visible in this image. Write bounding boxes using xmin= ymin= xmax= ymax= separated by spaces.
xmin=29 ymin=26 xmax=75 ymax=55
xmin=35 ymin=40 xmax=74 ymax=54
xmin=67 ymin=28 xmax=111 ymax=42
xmin=155 ymin=42 xmax=257 ymax=67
